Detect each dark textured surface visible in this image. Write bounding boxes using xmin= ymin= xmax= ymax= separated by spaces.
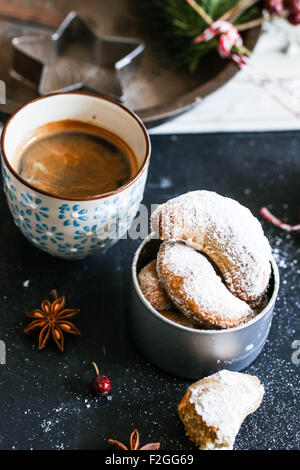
xmin=0 ymin=131 xmax=299 ymax=450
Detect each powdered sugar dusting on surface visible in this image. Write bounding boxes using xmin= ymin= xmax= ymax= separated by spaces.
xmin=151 ymin=191 xmax=272 ymax=301
xmin=0 ymin=131 xmax=299 ymax=451
xmin=158 ymin=242 xmax=253 ymax=328
xmin=189 ymin=370 xmax=264 ymax=448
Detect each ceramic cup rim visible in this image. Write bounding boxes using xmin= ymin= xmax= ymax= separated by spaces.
xmin=1 ymin=91 xmax=151 ymax=202
xmin=132 ymin=233 xmax=280 ymax=335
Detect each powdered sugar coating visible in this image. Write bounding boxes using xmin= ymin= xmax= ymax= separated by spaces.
xmin=157 ymin=242 xmax=254 ymax=329
xmin=189 ymin=370 xmax=264 ymax=449
xmin=151 ymin=191 xmax=272 ymax=302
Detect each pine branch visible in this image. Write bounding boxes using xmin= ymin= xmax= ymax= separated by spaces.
xmin=137 ymin=0 xmax=262 ymax=72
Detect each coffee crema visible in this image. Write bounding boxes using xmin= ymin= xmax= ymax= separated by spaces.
xmin=14 ymin=120 xmax=138 ymax=198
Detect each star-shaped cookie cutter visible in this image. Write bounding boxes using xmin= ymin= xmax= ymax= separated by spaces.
xmin=11 ymin=11 xmax=144 ymax=101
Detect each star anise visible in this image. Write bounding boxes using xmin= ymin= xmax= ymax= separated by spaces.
xmin=24 ymin=289 xmax=81 ymax=351
xmin=108 ymin=429 xmax=160 ymax=450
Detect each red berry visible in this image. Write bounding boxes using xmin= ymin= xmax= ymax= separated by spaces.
xmin=287 ymin=12 xmax=300 ymax=23
xmin=265 ymin=0 xmax=284 ymax=15
xmin=91 ymin=362 xmax=111 ymax=396
xmin=285 ymin=0 xmax=300 ymax=14
xmin=92 ymin=375 xmax=111 ymax=395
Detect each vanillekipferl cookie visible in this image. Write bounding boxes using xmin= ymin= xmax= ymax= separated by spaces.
xmin=137 ymin=260 xmax=200 ymax=328
xmin=151 ymin=191 xmax=272 ymax=303
xmin=138 ymin=259 xmax=173 ymax=311
xmin=157 ymin=241 xmax=254 ymax=329
xmin=178 ymin=370 xmax=264 ymax=450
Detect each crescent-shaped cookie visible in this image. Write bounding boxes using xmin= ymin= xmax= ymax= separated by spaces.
xmin=157 ymin=241 xmax=254 ymax=329
xmin=138 ymin=259 xmax=174 ymax=311
xmin=151 ymin=191 xmax=271 ymax=302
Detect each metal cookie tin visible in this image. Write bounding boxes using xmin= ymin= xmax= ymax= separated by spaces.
xmin=130 ymin=234 xmax=279 ymax=379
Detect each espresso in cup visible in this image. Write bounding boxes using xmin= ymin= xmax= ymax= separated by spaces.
xmin=13 ymin=119 xmax=138 ymax=198
xmin=1 ymin=92 xmax=150 ymax=259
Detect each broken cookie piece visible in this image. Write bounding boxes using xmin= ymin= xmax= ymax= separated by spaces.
xmin=178 ymin=369 xmax=264 ymax=450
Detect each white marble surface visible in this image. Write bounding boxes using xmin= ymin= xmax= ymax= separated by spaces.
xmin=151 ymin=20 xmax=300 ymax=134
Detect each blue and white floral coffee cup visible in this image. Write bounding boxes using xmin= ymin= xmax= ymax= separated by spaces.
xmin=1 ymin=92 xmax=151 ymax=259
